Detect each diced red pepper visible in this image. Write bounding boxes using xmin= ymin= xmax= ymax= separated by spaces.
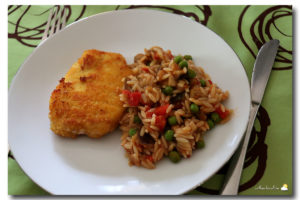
xmin=155 ymin=115 xmax=166 ymax=131
xmin=154 ymin=104 xmax=169 ymax=116
xmin=208 ymin=80 xmax=213 ymax=85
xmin=216 ymin=107 xmax=230 ymax=119
xmin=142 ymin=67 xmax=150 ymax=73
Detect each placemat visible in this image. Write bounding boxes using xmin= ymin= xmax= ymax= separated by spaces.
xmin=8 ymin=5 xmax=293 ymax=195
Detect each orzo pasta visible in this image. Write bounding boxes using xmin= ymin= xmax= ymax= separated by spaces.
xmin=120 ymin=46 xmax=232 ymax=169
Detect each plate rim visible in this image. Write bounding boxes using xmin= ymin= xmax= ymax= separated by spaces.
xmin=8 ymin=8 xmax=251 ymax=195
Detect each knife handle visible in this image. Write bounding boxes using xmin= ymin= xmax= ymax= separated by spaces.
xmin=220 ymin=103 xmax=259 ymax=195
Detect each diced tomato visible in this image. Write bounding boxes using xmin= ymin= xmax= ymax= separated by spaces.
xmin=216 ymin=107 xmax=230 ymax=119
xmin=142 ymin=67 xmax=150 ymax=73
xmin=122 ymin=90 xmax=131 ymax=98
xmin=123 ymin=90 xmax=141 ymax=106
xmin=146 ymin=111 xmax=154 ymax=118
xmin=146 ymin=155 xmax=154 ymax=162
xmin=208 ymin=80 xmax=213 ymax=85
xmin=155 ymin=115 xmax=166 ymax=131
xmin=154 ymin=104 xmax=169 ymax=116
xmin=128 ymin=91 xmax=141 ymax=106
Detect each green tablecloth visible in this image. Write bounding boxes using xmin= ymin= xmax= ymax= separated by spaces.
xmin=8 ymin=5 xmax=293 ymax=195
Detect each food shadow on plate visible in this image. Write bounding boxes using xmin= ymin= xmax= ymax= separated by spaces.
xmin=53 ymin=129 xmax=129 ymax=176
xmin=52 ymin=128 xmax=204 ymax=182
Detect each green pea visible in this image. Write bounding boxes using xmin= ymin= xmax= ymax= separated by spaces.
xmin=162 ymin=86 xmax=173 ymax=96
xmin=129 ymin=128 xmax=137 ymax=137
xmin=200 ymin=79 xmax=206 ymax=87
xmin=168 ymin=151 xmax=181 ymax=163
xmin=187 ymin=69 xmax=196 ymax=79
xmin=190 ymin=103 xmax=199 ymax=114
xmin=184 ymin=55 xmax=193 ymax=60
xmin=164 ymin=130 xmax=174 ymax=141
xmin=207 ymin=119 xmax=215 ymax=129
xmin=174 ymin=55 xmax=183 ymax=64
xmin=134 ymin=115 xmax=141 ymax=124
xmin=211 ymin=112 xmax=221 ymax=123
xmin=196 ymin=140 xmax=205 ymax=149
xmin=179 ymin=60 xmax=188 ymax=69
xmin=168 ymin=116 xmax=177 ymax=125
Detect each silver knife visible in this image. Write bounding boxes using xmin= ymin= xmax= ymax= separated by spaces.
xmin=220 ymin=39 xmax=280 ymax=195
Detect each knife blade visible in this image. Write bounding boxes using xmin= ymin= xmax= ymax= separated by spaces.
xmin=220 ymin=39 xmax=279 ymax=195
xmin=251 ymin=40 xmax=280 ymax=104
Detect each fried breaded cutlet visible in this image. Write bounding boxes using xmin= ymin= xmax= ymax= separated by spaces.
xmin=49 ymin=49 xmax=132 ymax=138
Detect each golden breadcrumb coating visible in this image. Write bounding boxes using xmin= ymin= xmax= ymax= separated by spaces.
xmin=49 ymin=49 xmax=132 ymax=138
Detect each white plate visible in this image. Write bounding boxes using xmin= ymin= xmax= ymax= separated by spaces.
xmin=8 ymin=9 xmax=251 ymax=195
